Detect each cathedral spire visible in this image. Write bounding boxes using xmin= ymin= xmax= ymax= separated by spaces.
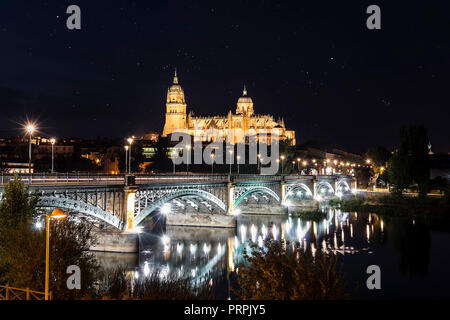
xmin=173 ymin=68 xmax=178 ymax=84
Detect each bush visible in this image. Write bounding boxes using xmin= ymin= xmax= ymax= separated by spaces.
xmin=97 ymin=267 xmax=213 ymax=300
xmin=235 ymin=240 xmax=347 ymax=300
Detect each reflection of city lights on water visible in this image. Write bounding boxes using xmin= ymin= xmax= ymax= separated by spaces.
xmin=177 ymin=243 xmax=183 ymax=255
xmin=261 ymin=224 xmax=268 ymax=238
xmin=190 ymin=243 xmax=197 ymax=255
xmin=240 ymin=225 xmax=247 ymax=243
xmin=350 ymin=224 xmax=353 ymax=238
xmin=313 ymin=221 xmax=317 ymax=238
xmin=381 ymin=220 xmax=384 ymax=232
xmin=250 ymin=224 xmax=257 ymax=243
xmin=296 ymin=221 xmax=310 ymax=242
xmin=272 ymin=225 xmax=279 ymax=239
xmin=366 ymin=224 xmax=370 ymax=240
xmin=161 ymin=235 xmax=170 ymax=246
xmin=203 ymin=243 xmax=211 ymax=255
xmin=144 ymin=262 xmax=150 ymax=277
xmin=258 ymin=235 xmax=263 ymax=247
xmin=311 ymin=243 xmax=316 ymax=257
xmin=217 ymin=243 xmax=222 ymax=254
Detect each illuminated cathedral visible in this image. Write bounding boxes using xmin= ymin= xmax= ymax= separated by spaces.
xmin=162 ymin=70 xmax=296 ymax=145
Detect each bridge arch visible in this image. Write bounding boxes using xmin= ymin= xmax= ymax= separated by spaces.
xmin=286 ymin=183 xmax=313 ymax=200
xmin=315 ymin=181 xmax=335 ymax=196
xmin=37 ymin=196 xmax=123 ymax=230
xmin=233 ymin=186 xmax=281 ymax=208
xmin=336 ymin=179 xmax=351 ymax=193
xmin=134 ymin=189 xmax=226 ymax=226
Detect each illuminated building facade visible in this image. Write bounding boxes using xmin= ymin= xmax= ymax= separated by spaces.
xmin=162 ymin=71 xmax=296 ymax=145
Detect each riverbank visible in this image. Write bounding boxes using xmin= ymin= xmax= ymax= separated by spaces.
xmin=328 ymin=194 xmax=450 ymax=223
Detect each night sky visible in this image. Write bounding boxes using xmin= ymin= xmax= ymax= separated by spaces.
xmin=1 ymin=1 xmax=449 ymax=153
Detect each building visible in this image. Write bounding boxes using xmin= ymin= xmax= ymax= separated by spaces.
xmin=162 ymin=70 xmax=296 ymax=145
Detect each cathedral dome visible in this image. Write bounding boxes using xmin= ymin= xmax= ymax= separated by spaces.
xmin=236 ymin=86 xmax=254 ymax=115
xmin=237 ymin=87 xmax=253 ymax=104
xmin=167 ymin=69 xmax=186 ymax=104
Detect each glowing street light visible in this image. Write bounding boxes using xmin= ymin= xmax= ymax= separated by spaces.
xmin=280 ymin=155 xmax=285 ymax=175
xmin=210 ymin=153 xmax=215 ymax=174
xmin=45 ymin=209 xmax=67 ymax=300
xmin=127 ymin=138 xmax=133 ymax=173
xmin=296 ymin=158 xmax=301 ymax=173
xmin=124 ymin=145 xmax=129 ymax=173
xmin=50 ymin=138 xmax=56 ymax=173
xmin=257 ymin=153 xmax=261 ymax=172
xmin=25 ymin=123 xmax=36 ymax=174
xmin=237 ymin=155 xmax=241 ymax=174
xmin=228 ymin=150 xmax=233 ymax=175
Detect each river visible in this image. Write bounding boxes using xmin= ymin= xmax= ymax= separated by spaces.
xmin=94 ymin=208 xmax=450 ymax=299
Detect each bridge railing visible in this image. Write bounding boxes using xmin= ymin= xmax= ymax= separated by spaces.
xmin=0 ymin=173 xmax=354 ymax=187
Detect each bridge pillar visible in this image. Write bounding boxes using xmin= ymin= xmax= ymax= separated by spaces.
xmin=313 ymin=179 xmax=317 ymax=199
xmin=123 ymin=175 xmax=138 ymax=231
xmin=281 ymin=180 xmax=286 ymax=205
xmin=227 ymin=182 xmax=235 ymax=214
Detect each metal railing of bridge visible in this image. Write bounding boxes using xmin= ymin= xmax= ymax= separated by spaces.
xmin=0 ymin=284 xmax=51 ymax=300
xmin=0 ymin=173 xmax=353 ymax=186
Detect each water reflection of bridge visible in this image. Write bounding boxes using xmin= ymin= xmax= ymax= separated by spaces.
xmin=131 ymin=209 xmax=382 ymax=288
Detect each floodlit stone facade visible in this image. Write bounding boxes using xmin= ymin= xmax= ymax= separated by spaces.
xmin=162 ymin=71 xmax=296 ymax=145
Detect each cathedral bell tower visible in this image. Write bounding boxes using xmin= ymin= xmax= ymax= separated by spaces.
xmin=162 ymin=69 xmax=187 ymax=137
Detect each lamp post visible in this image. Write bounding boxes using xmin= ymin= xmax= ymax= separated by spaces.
xmin=228 ymin=150 xmax=233 ymax=175
xmin=185 ymin=145 xmax=191 ymax=174
xmin=210 ymin=154 xmax=215 ymax=174
xmin=257 ymin=153 xmax=261 ymax=172
xmin=280 ymin=155 xmax=285 ymax=175
xmin=237 ymin=155 xmax=240 ymax=175
xmin=26 ymin=124 xmax=35 ymax=174
xmin=124 ymin=146 xmax=129 ymax=174
xmin=276 ymin=159 xmax=280 ymax=174
xmin=50 ymin=138 xmax=55 ymax=173
xmin=127 ymin=138 xmax=133 ymax=174
xmin=45 ymin=208 xmax=67 ymax=300
xmin=172 ymin=150 xmax=177 ymax=174
xmin=296 ymin=158 xmax=300 ymax=173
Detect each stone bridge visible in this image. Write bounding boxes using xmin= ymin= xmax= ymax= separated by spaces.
xmin=0 ymin=173 xmax=355 ymax=231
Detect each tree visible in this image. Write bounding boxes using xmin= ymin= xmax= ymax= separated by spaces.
xmin=146 ymin=137 xmax=172 ymax=173
xmin=0 ymin=176 xmax=99 ymax=299
xmin=236 ymin=240 xmax=346 ymax=300
xmin=367 ymin=146 xmax=391 ymax=174
xmin=409 ymin=125 xmax=430 ymax=197
xmin=387 ymin=125 xmax=430 ymax=197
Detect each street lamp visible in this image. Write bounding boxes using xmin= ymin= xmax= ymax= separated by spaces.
xmin=45 ymin=208 xmax=67 ymax=300
xmin=280 ymin=155 xmax=285 ymax=175
xmin=172 ymin=149 xmax=177 ymax=174
xmin=228 ymin=150 xmax=233 ymax=175
xmin=127 ymin=138 xmax=133 ymax=174
xmin=124 ymin=145 xmax=129 ymax=173
xmin=237 ymin=155 xmax=241 ymax=174
xmin=185 ymin=145 xmax=191 ymax=173
xmin=296 ymin=158 xmax=301 ymax=173
xmin=210 ymin=154 xmax=215 ymax=174
xmin=50 ymin=138 xmax=55 ymax=173
xmin=26 ymin=124 xmax=35 ymax=174
xmin=257 ymin=153 xmax=261 ymax=172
